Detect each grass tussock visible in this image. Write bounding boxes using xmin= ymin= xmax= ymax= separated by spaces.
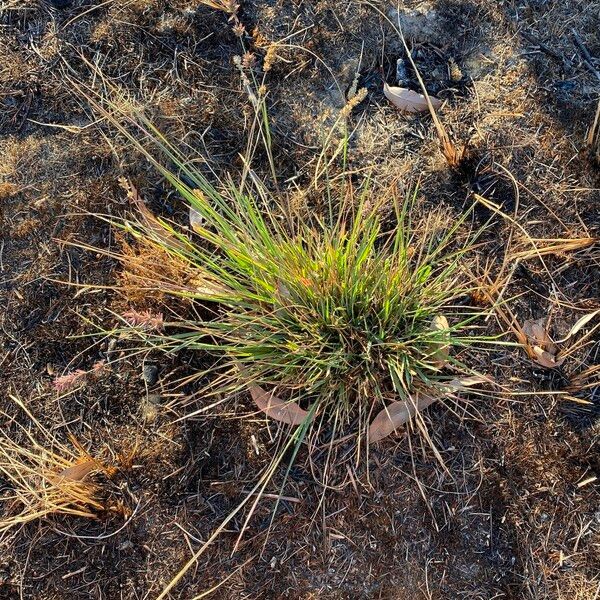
xmin=128 ymin=183 xmax=484 ymax=421
xmin=0 ymin=397 xmax=110 ymax=535
xmin=79 ymin=87 xmax=495 ymax=455
xmin=72 ymin=62 xmax=498 ymax=597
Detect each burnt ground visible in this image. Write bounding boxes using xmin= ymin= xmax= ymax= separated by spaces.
xmin=0 ymin=0 xmax=599 ymax=598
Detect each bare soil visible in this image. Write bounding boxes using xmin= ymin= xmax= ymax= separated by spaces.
xmin=0 ymin=1 xmax=599 ymax=599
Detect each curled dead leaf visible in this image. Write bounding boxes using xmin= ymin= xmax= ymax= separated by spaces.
xmin=248 ymin=383 xmax=311 ymax=426
xmin=555 ymin=309 xmax=600 ymax=344
xmin=522 ymin=318 xmax=557 ymax=354
xmin=522 ymin=317 xmax=564 ymax=368
xmin=427 ymin=314 xmax=450 ymax=366
xmin=383 ymin=83 xmax=442 ymax=113
xmin=369 ymin=393 xmax=438 ymax=443
xmin=532 ymin=345 xmax=565 ymax=368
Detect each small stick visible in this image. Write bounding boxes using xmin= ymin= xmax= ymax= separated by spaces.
xmin=577 ymin=475 xmax=597 ymax=488
xmin=249 ymin=492 xmax=300 ymax=503
xmin=572 ymin=31 xmax=600 ymax=83
xmin=521 ymin=30 xmax=566 ymax=66
xmin=587 ymin=99 xmax=600 ymax=147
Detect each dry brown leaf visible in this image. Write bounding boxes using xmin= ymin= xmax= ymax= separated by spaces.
xmin=248 ymin=383 xmax=311 ymax=426
xmin=369 ymin=393 xmax=438 ymax=443
xmin=531 ymin=345 xmax=565 ymax=368
xmin=522 ymin=317 xmax=556 ymax=353
xmin=427 ymin=314 xmax=450 ymax=366
xmin=56 ymin=459 xmax=98 ymax=482
xmin=522 ymin=317 xmax=565 ymax=367
xmin=383 ymin=83 xmax=442 ymax=113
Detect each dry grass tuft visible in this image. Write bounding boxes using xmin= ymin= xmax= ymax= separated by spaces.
xmin=0 ymin=397 xmax=110 ymax=535
xmin=0 ymin=181 xmax=19 ymax=201
xmin=117 ymin=233 xmax=208 ymax=303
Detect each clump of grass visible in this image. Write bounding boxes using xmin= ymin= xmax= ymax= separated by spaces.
xmin=71 ymin=66 xmax=495 ymax=597
xmin=109 ymin=137 xmax=492 ymax=599
xmin=0 ymin=397 xmax=109 ymax=534
xmin=68 ymin=61 xmax=495 ymax=448
xmin=119 ymin=174 xmax=484 ymax=429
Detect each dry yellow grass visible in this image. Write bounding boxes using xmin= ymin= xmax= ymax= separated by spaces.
xmin=0 ymin=397 xmax=108 ymax=534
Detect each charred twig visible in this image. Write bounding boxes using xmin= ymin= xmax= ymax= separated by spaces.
xmin=572 ymin=30 xmax=600 ymax=83
xmin=521 ymin=30 xmax=568 ymax=66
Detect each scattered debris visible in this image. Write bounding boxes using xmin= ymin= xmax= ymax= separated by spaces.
xmin=388 ymin=6 xmax=442 ymax=43
xmin=577 ymin=475 xmax=598 ymax=488
xmin=396 ymin=58 xmax=409 ymax=86
xmin=521 ymin=30 xmax=568 ymax=67
xmin=572 ymin=30 xmax=600 ymax=83
xmin=444 ymin=375 xmax=490 ymax=392
xmin=142 ymin=363 xmax=159 ymax=386
xmin=555 ymin=309 xmax=600 ymax=344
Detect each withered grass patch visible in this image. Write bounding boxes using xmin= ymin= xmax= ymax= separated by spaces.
xmin=0 ymin=397 xmax=111 ymax=534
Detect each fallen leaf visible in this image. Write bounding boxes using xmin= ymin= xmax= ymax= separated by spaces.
xmin=532 ymin=345 xmax=565 ymax=368
xmin=383 ymin=82 xmax=442 ymax=113
xmin=555 ymin=309 xmax=600 ymax=344
xmin=522 ymin=318 xmax=557 ymax=354
xmin=369 ymin=393 xmax=438 ymax=443
xmin=522 ymin=317 xmax=565 ymax=367
xmin=248 ymin=383 xmax=311 ymax=426
xmin=55 ymin=459 xmax=98 ymax=482
xmin=427 ymin=314 xmax=450 ymax=366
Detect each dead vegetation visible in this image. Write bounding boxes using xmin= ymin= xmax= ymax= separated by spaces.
xmin=0 ymin=396 xmax=111 ymax=534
